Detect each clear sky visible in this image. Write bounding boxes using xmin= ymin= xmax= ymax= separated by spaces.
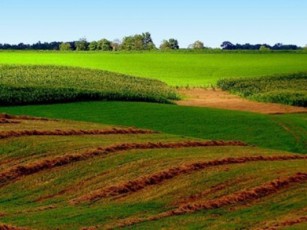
xmin=1 ymin=0 xmax=306 ymax=48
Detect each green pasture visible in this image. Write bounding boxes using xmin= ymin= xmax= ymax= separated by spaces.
xmin=1 ymin=102 xmax=306 ymax=153
xmin=1 ymin=51 xmax=307 ymax=86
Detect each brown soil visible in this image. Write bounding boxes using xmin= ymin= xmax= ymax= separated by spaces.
xmin=0 ymin=128 xmax=156 ymax=139
xmin=73 ymin=155 xmax=307 ymax=204
xmin=0 ymin=140 xmax=246 ymax=186
xmin=115 ymin=172 xmax=307 ymax=229
xmin=177 ymin=88 xmax=307 ymax=114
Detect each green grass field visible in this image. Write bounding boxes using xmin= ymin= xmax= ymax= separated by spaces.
xmin=1 ymin=51 xmax=307 ymax=86
xmin=0 ymin=117 xmax=306 ymax=229
xmin=1 ymin=102 xmax=306 ymax=154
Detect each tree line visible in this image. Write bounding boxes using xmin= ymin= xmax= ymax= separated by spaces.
xmin=0 ymin=32 xmax=305 ymax=51
xmin=221 ymin=41 xmax=300 ymax=50
xmin=0 ymin=33 xmax=180 ymax=51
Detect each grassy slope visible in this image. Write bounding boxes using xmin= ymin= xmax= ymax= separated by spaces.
xmin=1 ymin=102 xmax=306 ymax=153
xmin=0 ymin=118 xmax=306 ymax=229
xmin=1 ymin=51 xmax=307 ymax=86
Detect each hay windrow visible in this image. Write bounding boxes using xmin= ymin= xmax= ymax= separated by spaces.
xmin=259 ymin=216 xmax=307 ymax=230
xmin=73 ymin=155 xmax=307 ymax=204
xmin=0 ymin=140 xmax=246 ymax=186
xmin=115 ymin=172 xmax=307 ymax=229
xmin=0 ymin=128 xmax=156 ymax=139
xmin=0 ymin=113 xmax=52 ymax=121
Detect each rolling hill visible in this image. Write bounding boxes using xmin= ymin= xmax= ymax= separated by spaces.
xmin=0 ymin=114 xmax=306 ymax=229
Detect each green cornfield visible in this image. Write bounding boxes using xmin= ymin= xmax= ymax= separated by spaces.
xmin=0 ymin=65 xmax=179 ymax=105
xmin=217 ymin=73 xmax=307 ymax=107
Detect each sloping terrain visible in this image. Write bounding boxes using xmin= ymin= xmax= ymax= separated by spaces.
xmin=0 ymin=114 xmax=306 ymax=229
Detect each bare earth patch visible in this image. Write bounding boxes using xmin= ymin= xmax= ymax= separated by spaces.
xmin=177 ymin=88 xmax=307 ymax=114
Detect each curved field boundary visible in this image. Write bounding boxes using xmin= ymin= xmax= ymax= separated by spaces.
xmin=0 ymin=141 xmax=245 ymax=186
xmin=0 ymin=113 xmax=52 ymax=121
xmin=114 ymin=172 xmax=307 ymax=229
xmin=72 ymin=155 xmax=307 ymax=204
xmin=0 ymin=128 xmax=156 ymax=139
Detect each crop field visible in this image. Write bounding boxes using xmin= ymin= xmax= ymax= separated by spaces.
xmin=218 ymin=73 xmax=307 ymax=107
xmin=0 ymin=115 xmax=306 ymax=229
xmin=1 ymin=51 xmax=307 ymax=86
xmin=0 ymin=65 xmax=178 ymax=105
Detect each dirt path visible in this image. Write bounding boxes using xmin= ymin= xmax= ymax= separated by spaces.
xmin=177 ymin=88 xmax=307 ymax=114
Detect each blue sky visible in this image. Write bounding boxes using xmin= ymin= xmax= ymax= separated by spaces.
xmin=1 ymin=0 xmax=306 ymax=48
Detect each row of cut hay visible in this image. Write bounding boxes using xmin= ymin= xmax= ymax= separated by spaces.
xmin=0 ymin=141 xmax=247 ymax=186
xmin=72 ymin=155 xmax=307 ymax=204
xmin=0 ymin=128 xmax=156 ymax=139
xmin=114 ymin=172 xmax=307 ymax=229
xmin=0 ymin=113 xmax=52 ymax=121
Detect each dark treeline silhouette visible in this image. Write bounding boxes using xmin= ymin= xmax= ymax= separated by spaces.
xmin=0 ymin=41 xmax=76 ymax=50
xmin=0 ymin=33 xmax=303 ymax=51
xmin=220 ymin=41 xmax=300 ymax=50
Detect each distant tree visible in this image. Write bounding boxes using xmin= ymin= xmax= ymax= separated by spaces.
xmin=89 ymin=41 xmax=98 ymax=51
xmin=160 ymin=39 xmax=179 ymax=50
xmin=159 ymin=40 xmax=171 ymax=50
xmin=59 ymin=42 xmax=72 ymax=51
xmin=272 ymin=43 xmax=298 ymax=50
xmin=121 ymin=36 xmax=138 ymax=50
xmin=75 ymin=38 xmax=88 ymax=51
xmin=259 ymin=45 xmax=270 ymax=52
xmin=221 ymin=41 xmax=235 ymax=50
xmin=111 ymin=39 xmax=121 ymax=51
xmin=142 ymin=32 xmax=156 ymax=50
xmin=169 ymin=39 xmax=179 ymax=49
xmin=98 ymin=39 xmax=112 ymax=51
xmin=304 ymin=45 xmax=307 ymax=52
xmin=121 ymin=32 xmax=156 ymax=51
xmin=192 ymin=40 xmax=204 ymax=49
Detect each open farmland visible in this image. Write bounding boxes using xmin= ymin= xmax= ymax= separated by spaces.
xmin=0 ymin=65 xmax=178 ymax=105
xmin=1 ymin=0 xmax=307 ymax=229
xmin=0 ymin=51 xmax=307 ymax=86
xmin=0 ymin=115 xmax=306 ymax=229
